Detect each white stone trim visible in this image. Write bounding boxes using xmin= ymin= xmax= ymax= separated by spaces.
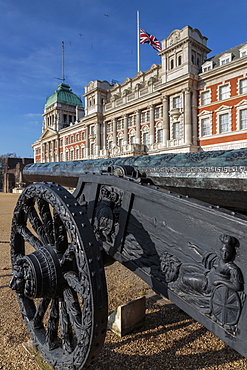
xmin=198 ymin=110 xmax=213 ymax=138
xmin=219 ymin=53 xmax=232 ymax=65
xmin=236 ymin=100 xmax=247 ymax=131
xmin=238 ymin=77 xmax=247 ymax=95
xmin=200 ymin=89 xmax=211 ymax=106
xmin=239 ymin=44 xmax=247 ymax=57
xmin=170 ymin=94 xmax=182 ymax=109
xmin=155 ymin=120 xmax=163 ymax=129
xmin=201 ymin=61 xmax=213 ymax=72
xmin=215 ymin=105 xmax=232 ymax=134
xmin=201 ymin=139 xmax=247 ymax=152
xmin=217 ymin=83 xmax=231 ymax=101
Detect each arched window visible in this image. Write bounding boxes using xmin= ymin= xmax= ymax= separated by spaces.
xmin=170 ymin=59 xmax=174 ymax=69
xmin=178 ymin=55 xmax=182 ymax=66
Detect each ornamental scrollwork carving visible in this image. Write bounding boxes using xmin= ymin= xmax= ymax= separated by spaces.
xmin=94 ymin=185 xmax=122 ymax=244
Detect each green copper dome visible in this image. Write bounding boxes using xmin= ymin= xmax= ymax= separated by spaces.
xmin=45 ymin=83 xmax=82 ymax=108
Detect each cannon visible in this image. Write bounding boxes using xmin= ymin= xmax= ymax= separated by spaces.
xmin=9 ymin=148 xmax=247 ymax=369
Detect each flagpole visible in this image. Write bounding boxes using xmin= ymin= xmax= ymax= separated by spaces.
xmin=137 ymin=10 xmax=140 ymax=73
xmin=62 ymin=41 xmax=65 ymax=82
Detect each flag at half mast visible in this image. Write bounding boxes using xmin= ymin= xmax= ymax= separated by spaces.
xmin=140 ymin=28 xmax=161 ymax=52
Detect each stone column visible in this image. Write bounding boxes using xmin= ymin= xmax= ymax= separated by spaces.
xmin=85 ymin=127 xmax=89 ymax=158
xmin=52 ymin=140 xmax=55 ymax=162
xmin=123 ymin=114 xmax=128 ymax=145
xmin=40 ymin=145 xmax=43 ymax=163
xmin=162 ymin=96 xmax=169 ymax=146
xmin=76 ymin=106 xmax=79 ymax=122
xmin=56 ymin=139 xmax=59 ymax=162
xmin=50 ymin=141 xmax=53 ymax=162
xmin=184 ymin=88 xmax=192 ymax=145
xmin=135 ymin=110 xmax=141 ymax=144
xmin=149 ymin=105 xmax=155 ymax=145
xmin=96 ymin=122 xmax=101 ymax=157
xmin=113 ymin=118 xmax=117 ymax=146
xmin=46 ymin=142 xmax=49 ymax=162
xmin=45 ymin=142 xmax=48 ymax=162
xmin=102 ymin=122 xmax=106 ymax=151
xmin=42 ymin=144 xmax=45 ymax=163
xmin=192 ymin=89 xmax=198 ymax=146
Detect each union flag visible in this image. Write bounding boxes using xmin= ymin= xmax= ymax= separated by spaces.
xmin=140 ymin=28 xmax=161 ymax=52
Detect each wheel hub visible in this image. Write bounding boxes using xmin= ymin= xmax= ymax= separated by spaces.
xmin=10 ymin=246 xmax=64 ymax=299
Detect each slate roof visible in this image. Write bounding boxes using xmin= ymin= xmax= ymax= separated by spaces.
xmin=206 ymin=41 xmax=247 ymax=68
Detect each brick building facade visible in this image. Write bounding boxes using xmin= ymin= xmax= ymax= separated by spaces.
xmin=32 ymin=26 xmax=247 ymax=163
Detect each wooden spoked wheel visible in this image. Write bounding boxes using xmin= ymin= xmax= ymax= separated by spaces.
xmin=10 ymin=182 xmax=108 ymax=369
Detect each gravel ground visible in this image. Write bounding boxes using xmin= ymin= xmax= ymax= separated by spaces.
xmin=1 ymin=192 xmax=247 ymax=369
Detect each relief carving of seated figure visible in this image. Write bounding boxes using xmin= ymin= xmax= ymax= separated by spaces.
xmin=162 ymin=234 xmax=243 ymax=299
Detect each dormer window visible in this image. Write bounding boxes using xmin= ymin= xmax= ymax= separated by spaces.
xmin=239 ymin=44 xmax=247 ymax=57
xmin=219 ymin=53 xmax=232 ymax=65
xmin=201 ymin=61 xmax=213 ymax=73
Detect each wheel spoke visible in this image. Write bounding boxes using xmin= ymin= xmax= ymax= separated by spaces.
xmin=37 ymin=199 xmax=55 ymax=245
xmin=63 ymin=271 xmax=86 ymax=297
xmin=46 ymin=299 xmax=59 ymax=350
xmin=33 ymin=298 xmax=51 ymax=329
xmin=59 ymin=297 xmax=74 ymax=353
xmin=24 ymin=202 xmax=49 ymax=245
xmin=16 ymin=225 xmax=43 ymax=250
xmin=10 ymin=225 xmax=25 ymax=262
xmin=10 ymin=182 xmax=108 ymax=369
xmin=63 ymin=287 xmax=82 ymax=339
xmin=54 ymin=210 xmax=68 ymax=253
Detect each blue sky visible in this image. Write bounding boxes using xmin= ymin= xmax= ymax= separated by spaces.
xmin=1 ymin=0 xmax=247 ymax=158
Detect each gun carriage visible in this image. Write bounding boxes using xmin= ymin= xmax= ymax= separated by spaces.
xmin=9 ymin=148 xmax=247 ymax=369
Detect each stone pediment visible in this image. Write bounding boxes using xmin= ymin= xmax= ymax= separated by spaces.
xmin=167 ymin=30 xmax=181 ymax=46
xmin=215 ymin=105 xmax=231 ymax=113
xmin=198 ymin=110 xmax=212 ymax=117
xmin=40 ymin=128 xmax=58 ymax=140
xmin=236 ymin=99 xmax=247 ymax=107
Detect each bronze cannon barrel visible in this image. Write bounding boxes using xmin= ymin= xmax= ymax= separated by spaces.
xmin=24 ymin=148 xmax=247 ymax=212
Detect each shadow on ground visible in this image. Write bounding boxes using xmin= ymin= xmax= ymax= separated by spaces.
xmin=91 ymin=298 xmax=244 ymax=370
